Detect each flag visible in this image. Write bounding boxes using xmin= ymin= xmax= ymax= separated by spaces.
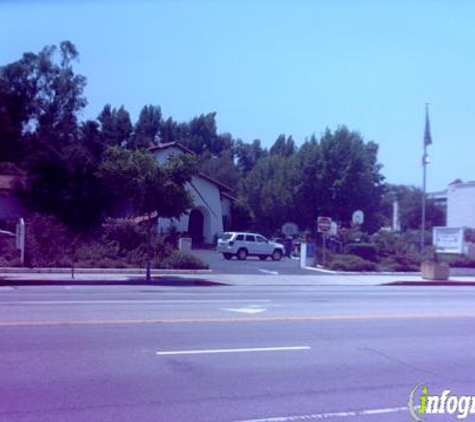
xmin=424 ymin=104 xmax=432 ymax=146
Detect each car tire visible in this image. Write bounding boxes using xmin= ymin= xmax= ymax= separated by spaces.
xmin=271 ymin=250 xmax=283 ymax=261
xmin=259 ymin=255 xmax=267 ymax=261
xmin=237 ymin=248 xmax=248 ymax=260
xmin=223 ymin=253 xmax=232 ymax=260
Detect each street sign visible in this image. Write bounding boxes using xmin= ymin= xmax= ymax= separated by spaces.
xmin=317 ymin=216 xmax=332 ymax=233
xmin=352 ymin=210 xmax=364 ymax=226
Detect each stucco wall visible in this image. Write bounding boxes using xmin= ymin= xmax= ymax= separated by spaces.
xmin=158 ymin=174 xmax=224 ymax=244
xmin=154 ymin=146 xmax=183 ymax=165
xmin=447 ymin=182 xmax=475 ymax=228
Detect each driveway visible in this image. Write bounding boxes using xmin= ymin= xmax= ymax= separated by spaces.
xmin=192 ymin=249 xmax=313 ymax=275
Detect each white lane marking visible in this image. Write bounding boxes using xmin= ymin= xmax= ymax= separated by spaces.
xmin=259 ymin=269 xmax=279 ymax=275
xmin=0 ymin=299 xmax=271 ymax=305
xmin=221 ymin=307 xmax=267 ymax=314
xmin=156 ymin=346 xmax=310 ymax=356
xmin=234 ymin=406 xmax=408 ymax=421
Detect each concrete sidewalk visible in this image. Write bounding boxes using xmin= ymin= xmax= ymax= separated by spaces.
xmin=1 ymin=267 xmax=475 ymax=286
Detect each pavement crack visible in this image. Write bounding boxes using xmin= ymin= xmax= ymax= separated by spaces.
xmin=358 ymin=346 xmax=439 ymax=377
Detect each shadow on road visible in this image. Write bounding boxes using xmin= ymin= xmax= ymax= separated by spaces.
xmin=0 ymin=276 xmax=228 ymax=287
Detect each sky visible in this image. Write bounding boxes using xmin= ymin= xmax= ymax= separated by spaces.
xmin=1 ymin=0 xmax=475 ymax=192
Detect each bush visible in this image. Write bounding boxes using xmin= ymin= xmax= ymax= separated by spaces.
xmin=445 ymin=256 xmax=475 ymax=268
xmin=344 ymin=243 xmax=377 ymax=262
xmin=25 ymin=214 xmax=71 ymax=267
xmin=101 ymin=218 xmax=146 ymax=253
xmin=377 ymin=257 xmax=419 ymax=272
xmin=158 ymin=251 xmax=209 ymax=270
xmin=328 ymin=254 xmax=377 ymax=272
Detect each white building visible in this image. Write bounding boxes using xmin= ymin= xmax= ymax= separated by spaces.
xmin=446 ymin=180 xmax=475 ymax=228
xmin=150 ymin=142 xmax=235 ymax=245
xmin=428 ymin=180 xmax=475 ymax=229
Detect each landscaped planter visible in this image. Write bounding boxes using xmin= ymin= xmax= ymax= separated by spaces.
xmin=420 ymin=261 xmax=450 ymax=280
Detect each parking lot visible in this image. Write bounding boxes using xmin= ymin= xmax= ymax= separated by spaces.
xmin=192 ymin=249 xmax=313 ymax=275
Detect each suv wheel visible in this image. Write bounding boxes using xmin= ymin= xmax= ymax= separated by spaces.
xmin=223 ymin=253 xmax=232 ymax=260
xmin=237 ymin=248 xmax=248 ymax=260
xmin=271 ymin=250 xmax=283 ymax=261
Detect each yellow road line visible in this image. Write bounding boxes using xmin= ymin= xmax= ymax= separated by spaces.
xmin=1 ymin=313 xmax=475 ymax=328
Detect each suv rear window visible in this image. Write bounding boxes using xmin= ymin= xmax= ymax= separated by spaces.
xmin=221 ymin=233 xmax=233 ymax=241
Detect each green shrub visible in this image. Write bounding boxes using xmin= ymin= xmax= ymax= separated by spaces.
xmin=158 ymin=251 xmax=209 ymax=270
xmin=344 ymin=243 xmax=377 ymax=262
xmin=377 ymin=256 xmax=419 ymax=272
xmin=101 ymin=218 xmax=146 ymax=253
xmin=328 ymin=254 xmax=377 ymax=272
xmin=446 ymin=256 xmax=475 ymax=268
xmin=25 ymin=214 xmax=71 ymax=267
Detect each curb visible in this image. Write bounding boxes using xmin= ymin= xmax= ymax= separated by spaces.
xmin=304 ymin=266 xmax=424 ymax=276
xmin=0 ymin=267 xmax=212 ymax=275
xmin=383 ymin=280 xmax=475 ymax=287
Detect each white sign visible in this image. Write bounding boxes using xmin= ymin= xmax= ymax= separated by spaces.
xmin=433 ymin=227 xmax=464 ymax=254
xmin=330 ymin=222 xmax=338 ymax=236
xmin=281 ymin=222 xmax=298 ymax=236
xmin=352 ymin=210 xmax=365 ymax=225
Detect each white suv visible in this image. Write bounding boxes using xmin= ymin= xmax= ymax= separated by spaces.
xmin=217 ymin=232 xmax=284 ymax=261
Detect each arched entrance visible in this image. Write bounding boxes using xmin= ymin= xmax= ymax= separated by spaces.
xmin=188 ymin=208 xmax=204 ymax=246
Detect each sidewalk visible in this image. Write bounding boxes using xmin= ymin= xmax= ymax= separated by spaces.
xmin=1 ymin=267 xmax=475 ymax=287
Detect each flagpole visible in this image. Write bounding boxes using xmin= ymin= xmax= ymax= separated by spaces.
xmin=421 ymin=103 xmax=430 ymax=252
xmin=421 ymin=136 xmax=427 ymax=252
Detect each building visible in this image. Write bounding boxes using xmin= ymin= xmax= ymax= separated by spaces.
xmin=150 ymin=142 xmax=235 ymax=246
xmin=428 ymin=180 xmax=475 ymax=229
xmin=446 ymin=180 xmax=475 ymax=228
xmin=0 ymin=175 xmax=28 ymax=229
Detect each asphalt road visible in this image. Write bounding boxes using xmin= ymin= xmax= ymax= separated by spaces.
xmin=193 ymin=249 xmax=311 ymax=275
xmin=1 ymin=284 xmax=475 ymax=421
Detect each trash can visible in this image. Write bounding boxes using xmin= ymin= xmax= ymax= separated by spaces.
xmin=284 ymin=237 xmax=293 ymax=258
xmin=179 ymin=237 xmax=192 ymax=252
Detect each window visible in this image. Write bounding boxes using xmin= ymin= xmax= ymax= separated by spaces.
xmin=257 ymin=236 xmax=267 ymax=243
xmin=245 ymin=235 xmax=256 ymax=242
xmin=236 ymin=234 xmax=244 ymax=241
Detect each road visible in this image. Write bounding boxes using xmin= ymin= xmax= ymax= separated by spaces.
xmin=1 ymin=284 xmax=475 ymax=421
xmin=193 ymin=249 xmax=310 ymax=275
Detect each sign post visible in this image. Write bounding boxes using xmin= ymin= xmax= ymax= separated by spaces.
xmin=317 ymin=217 xmax=332 ymax=266
xmin=16 ymin=218 xmax=25 ymax=266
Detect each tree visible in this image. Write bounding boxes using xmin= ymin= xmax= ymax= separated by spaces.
xmin=98 ymin=104 xmax=133 ymax=148
xmin=383 ymin=185 xmax=446 ymax=231
xmin=129 ymin=105 xmax=162 ymax=149
xmin=235 ymin=139 xmax=267 ymax=175
xmin=2 ymin=42 xmax=105 ymax=233
xmin=199 ymin=149 xmax=240 ymax=191
xmin=98 ymin=147 xmax=197 ymax=280
xmin=315 ymin=127 xmax=385 ymax=232
xmin=239 ymin=154 xmax=299 ymax=234
xmin=269 ymin=134 xmax=296 ymax=157
xmin=0 ymin=41 xmax=87 ymax=164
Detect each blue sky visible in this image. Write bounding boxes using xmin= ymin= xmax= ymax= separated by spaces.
xmin=1 ymin=0 xmax=474 ymax=191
